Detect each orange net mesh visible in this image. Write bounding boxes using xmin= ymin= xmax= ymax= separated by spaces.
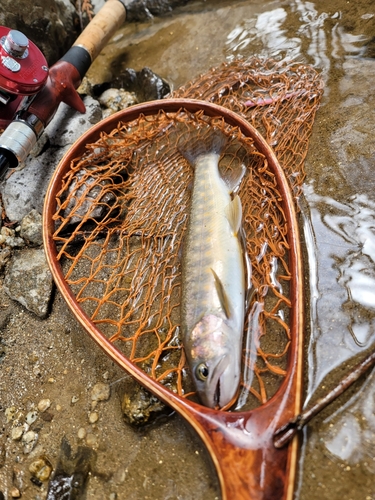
xmin=50 ymin=58 xmax=323 ymax=410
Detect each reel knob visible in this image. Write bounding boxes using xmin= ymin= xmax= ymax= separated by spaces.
xmin=2 ymin=30 xmax=29 ymax=58
xmin=0 ymin=26 xmax=48 ymax=96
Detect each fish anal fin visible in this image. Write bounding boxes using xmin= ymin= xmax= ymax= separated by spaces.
xmin=211 ymin=268 xmax=231 ymax=319
xmin=225 ymin=194 xmax=242 ymax=236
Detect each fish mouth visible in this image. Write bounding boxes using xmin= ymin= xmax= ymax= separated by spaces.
xmin=209 ymin=354 xmax=231 ymax=409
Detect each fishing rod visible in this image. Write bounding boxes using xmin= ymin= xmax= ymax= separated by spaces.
xmin=0 ymin=0 xmax=127 ymax=177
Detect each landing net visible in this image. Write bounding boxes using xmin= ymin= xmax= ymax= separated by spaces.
xmin=50 ymin=58 xmax=323 ymax=410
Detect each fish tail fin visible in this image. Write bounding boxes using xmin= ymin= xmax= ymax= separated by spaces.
xmin=178 ymin=127 xmax=227 ymax=167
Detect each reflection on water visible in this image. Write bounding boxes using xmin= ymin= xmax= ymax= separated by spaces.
xmin=225 ymin=1 xmax=368 ymax=76
xmin=323 ymin=368 xmax=375 ymax=471
xmin=303 ymin=183 xmax=375 ymax=399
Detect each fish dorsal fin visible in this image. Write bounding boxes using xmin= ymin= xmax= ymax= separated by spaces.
xmin=225 ymin=194 xmax=242 ymax=236
xmin=211 ymin=268 xmax=231 ymax=318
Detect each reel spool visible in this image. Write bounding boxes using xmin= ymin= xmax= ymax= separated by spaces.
xmin=0 ymin=26 xmax=48 ymax=129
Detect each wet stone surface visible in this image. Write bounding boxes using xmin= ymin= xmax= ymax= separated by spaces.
xmin=3 ymin=248 xmax=54 ymax=318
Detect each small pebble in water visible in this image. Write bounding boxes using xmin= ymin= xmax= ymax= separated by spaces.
xmin=88 ymin=412 xmax=99 ymax=424
xmin=11 ymin=427 xmax=24 ymax=441
xmin=91 ymin=382 xmax=110 ymax=402
xmin=29 ymin=457 xmax=52 ymax=482
xmin=77 ymin=427 xmax=87 ymax=440
xmin=10 ymin=487 xmax=20 ymax=498
xmin=26 ymin=410 xmax=38 ymax=425
xmin=86 ymin=433 xmax=98 ymax=447
xmin=5 ymin=407 xmax=16 ymax=423
xmin=22 ymin=430 xmax=38 ymax=454
xmin=37 ymin=398 xmax=51 ymax=412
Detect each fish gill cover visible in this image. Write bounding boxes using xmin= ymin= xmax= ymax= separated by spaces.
xmin=48 ymin=57 xmax=323 ymax=410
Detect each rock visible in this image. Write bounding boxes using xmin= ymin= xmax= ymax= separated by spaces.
xmin=85 ymin=433 xmax=98 ymax=447
xmin=0 ymin=227 xmax=24 ymax=248
xmin=5 ymin=407 xmax=16 ymax=423
xmin=29 ymin=457 xmax=52 ymax=482
xmin=45 ymin=95 xmax=102 ymax=148
xmin=77 ymin=427 xmax=87 ymax=440
xmin=0 ymin=0 xmax=79 ymax=65
xmin=20 ymin=210 xmax=43 ymax=246
xmin=0 ymin=96 xmax=102 ymax=222
xmin=119 ymin=379 xmax=172 ymax=426
xmin=113 ymin=67 xmax=171 ymax=102
xmin=88 ymin=412 xmax=99 ymax=424
xmin=0 ymin=247 xmax=11 ymax=273
xmin=91 ymin=382 xmax=110 ymax=402
xmin=10 ymin=487 xmax=20 ymax=499
xmin=22 ymin=430 xmax=38 ymax=454
xmin=3 ymin=249 xmax=54 ymax=318
xmin=11 ymin=427 xmax=24 ymax=442
xmin=124 ymin=0 xmax=189 ymax=23
xmin=98 ymin=88 xmax=138 ymax=117
xmin=37 ymin=399 xmax=51 ymax=413
xmin=26 ymin=410 xmax=38 ymax=425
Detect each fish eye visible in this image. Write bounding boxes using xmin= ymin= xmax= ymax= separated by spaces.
xmin=196 ymin=363 xmax=209 ymax=381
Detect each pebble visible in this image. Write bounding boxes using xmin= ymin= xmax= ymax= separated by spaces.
xmin=19 ymin=209 xmax=43 ymax=246
xmin=5 ymin=406 xmax=16 ymax=422
xmin=86 ymin=433 xmax=98 ymax=447
xmin=71 ymin=395 xmax=79 ymax=404
xmin=29 ymin=457 xmax=52 ymax=482
xmin=10 ymin=487 xmax=21 ymax=498
xmin=37 ymin=398 xmax=51 ymax=413
xmin=22 ymin=430 xmax=38 ymax=454
xmin=88 ymin=412 xmax=99 ymax=424
xmin=26 ymin=410 xmax=38 ymax=425
xmin=91 ymin=382 xmax=110 ymax=402
xmin=98 ymin=88 xmax=138 ymax=118
xmin=11 ymin=427 xmax=24 ymax=441
xmin=77 ymin=427 xmax=86 ymax=440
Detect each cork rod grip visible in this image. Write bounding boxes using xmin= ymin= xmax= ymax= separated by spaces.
xmin=73 ymin=0 xmax=126 ymax=62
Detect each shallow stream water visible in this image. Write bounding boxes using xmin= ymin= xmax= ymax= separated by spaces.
xmin=77 ymin=0 xmax=375 ymax=498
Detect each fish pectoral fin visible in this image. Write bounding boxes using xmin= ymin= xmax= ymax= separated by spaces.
xmin=221 ymin=164 xmax=246 ymax=192
xmin=211 ymin=268 xmax=231 ymax=318
xmin=225 ymin=194 xmax=242 ymax=236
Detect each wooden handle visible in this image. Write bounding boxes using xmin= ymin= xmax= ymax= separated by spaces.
xmin=73 ymin=0 xmax=126 ymax=62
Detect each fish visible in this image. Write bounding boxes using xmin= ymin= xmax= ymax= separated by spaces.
xmin=179 ymin=128 xmax=247 ymax=409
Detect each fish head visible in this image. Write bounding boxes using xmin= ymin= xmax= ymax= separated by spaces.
xmin=188 ymin=314 xmax=241 ymax=409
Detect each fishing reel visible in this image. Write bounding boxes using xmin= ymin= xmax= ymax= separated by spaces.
xmin=0 ymin=26 xmax=49 ymax=129
xmin=0 ymin=26 xmax=50 ymax=174
xmin=0 ymin=0 xmax=127 ymax=178
xmin=0 ymin=23 xmax=88 ymax=177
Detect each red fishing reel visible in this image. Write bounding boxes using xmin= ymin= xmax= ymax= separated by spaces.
xmin=0 ymin=26 xmax=49 ymax=129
